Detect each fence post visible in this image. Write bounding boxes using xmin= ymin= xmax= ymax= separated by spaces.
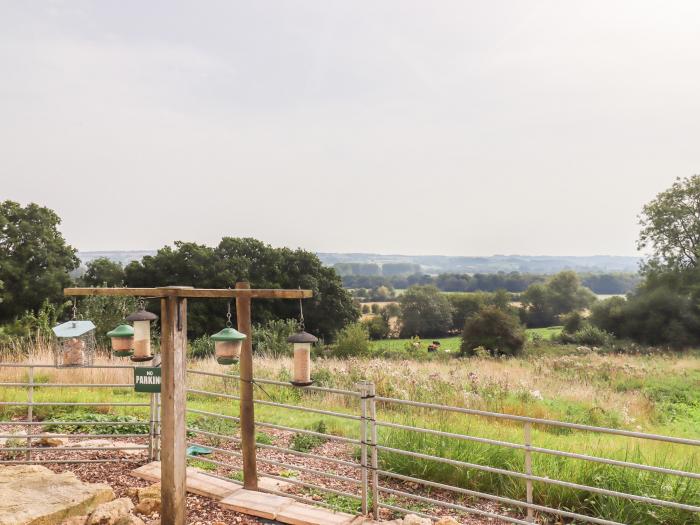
xmin=358 ymin=382 xmax=369 ymax=515
xmin=367 ymin=381 xmax=379 ymax=520
xmin=26 ymin=366 xmax=34 ymax=462
xmin=154 ymin=392 xmax=161 ymax=461
xmin=149 ymin=393 xmax=156 ymax=461
xmin=524 ymin=422 xmax=534 ymax=522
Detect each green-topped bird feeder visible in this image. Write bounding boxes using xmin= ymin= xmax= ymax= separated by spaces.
xmin=211 ymin=301 xmax=246 ymax=365
xmin=211 ymin=326 xmax=246 ymax=365
xmin=107 ymin=324 xmax=135 ymax=357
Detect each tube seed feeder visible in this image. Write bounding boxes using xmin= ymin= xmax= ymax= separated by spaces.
xmin=126 ymin=300 xmax=158 ymax=362
xmin=288 ymin=330 xmax=318 ymax=386
xmin=211 ymin=302 xmax=246 ymax=365
xmin=107 ymin=324 xmax=135 ymax=357
xmin=288 ymin=294 xmax=317 ymax=387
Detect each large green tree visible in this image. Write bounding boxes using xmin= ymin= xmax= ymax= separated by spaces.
xmin=590 ymin=175 xmax=700 ymax=347
xmin=0 ymin=201 xmax=79 ymax=322
xmin=638 ymin=175 xmax=700 ymax=272
xmin=124 ymin=238 xmax=358 ymax=340
xmin=399 ymin=285 xmax=453 ymax=337
xmin=82 ymin=257 xmax=126 ymax=286
xmin=519 ymin=271 xmax=595 ymax=327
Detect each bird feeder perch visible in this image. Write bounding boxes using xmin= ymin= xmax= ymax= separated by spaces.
xmin=107 ymin=324 xmax=135 ymax=357
xmin=287 ymin=330 xmax=318 ymax=386
xmin=126 ymin=301 xmax=158 ymax=362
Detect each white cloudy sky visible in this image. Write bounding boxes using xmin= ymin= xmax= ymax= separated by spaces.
xmin=1 ymin=1 xmax=699 ymax=256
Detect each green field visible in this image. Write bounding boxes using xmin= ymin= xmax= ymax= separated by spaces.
xmin=369 ymin=326 xmax=563 ymax=355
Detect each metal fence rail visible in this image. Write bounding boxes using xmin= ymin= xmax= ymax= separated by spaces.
xmin=185 ymin=368 xmax=700 ymax=524
xmin=0 ymin=363 xmax=158 ymax=463
xmin=2 ymin=363 xmax=698 ymax=525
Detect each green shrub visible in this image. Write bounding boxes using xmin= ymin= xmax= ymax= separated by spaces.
xmin=253 ymin=319 xmax=300 ymax=357
xmin=461 ymin=306 xmax=525 ymax=357
xmin=43 ymin=413 xmax=149 ymax=435
xmin=559 ymin=324 xmax=614 ymax=347
xmin=332 ymin=323 xmax=370 ymax=358
xmin=188 ymin=335 xmax=214 ymax=359
xmin=290 ymin=421 xmax=328 ymax=452
xmin=255 ymin=432 xmax=273 ymax=445
xmin=561 ymin=311 xmax=584 ymax=334
xmin=361 ymin=316 xmax=389 ymax=340
xmin=399 ymin=285 xmax=453 ymax=337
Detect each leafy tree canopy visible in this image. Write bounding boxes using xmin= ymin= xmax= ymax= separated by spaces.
xmin=399 ymin=285 xmax=453 ymax=337
xmin=520 ymin=271 xmax=596 ymax=327
xmin=0 ymin=201 xmax=79 ymax=322
xmin=82 ymin=257 xmax=126 ymax=287
xmin=638 ymin=175 xmax=700 ymax=273
xmin=124 ymin=237 xmax=358 ymax=340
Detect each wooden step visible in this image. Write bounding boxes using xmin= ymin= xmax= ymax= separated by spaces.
xmin=132 ymin=461 xmax=358 ymax=525
xmin=131 ymin=461 xmax=240 ymax=500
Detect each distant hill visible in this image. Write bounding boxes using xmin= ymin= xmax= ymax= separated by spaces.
xmin=79 ymin=250 xmax=641 ymax=275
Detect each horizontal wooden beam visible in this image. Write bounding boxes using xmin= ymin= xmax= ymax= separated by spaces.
xmin=64 ymin=287 xmax=313 ymax=300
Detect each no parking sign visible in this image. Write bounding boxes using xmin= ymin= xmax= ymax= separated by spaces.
xmin=133 ymin=367 xmax=161 ymax=393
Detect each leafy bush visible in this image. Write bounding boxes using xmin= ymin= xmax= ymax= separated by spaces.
xmin=460 ymin=306 xmax=525 ymax=357
xmin=561 ymin=311 xmax=584 ymax=334
xmin=43 ymin=413 xmax=149 ymax=435
xmin=253 ymin=319 xmax=299 ymax=358
xmin=290 ymin=421 xmax=327 ymax=452
xmin=189 ymin=335 xmax=214 ymax=359
xmin=559 ymin=324 xmax=614 ymax=347
xmin=332 ymin=323 xmax=370 ymax=358
xmin=361 ymin=316 xmax=389 ymax=340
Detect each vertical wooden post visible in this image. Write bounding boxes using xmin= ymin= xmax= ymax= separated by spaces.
xmin=160 ymin=292 xmax=188 ymax=525
xmin=236 ymin=281 xmax=258 ymax=489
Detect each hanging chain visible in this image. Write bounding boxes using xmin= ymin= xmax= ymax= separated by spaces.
xmin=226 ymin=301 xmax=232 ymax=328
xmin=138 ymin=298 xmax=146 ymax=311
xmin=298 ymin=287 xmax=305 ymax=331
xmin=71 ymin=298 xmax=78 ymax=320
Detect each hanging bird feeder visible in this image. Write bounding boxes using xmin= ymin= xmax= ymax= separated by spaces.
xmin=211 ymin=302 xmax=246 ymax=365
xmin=107 ymin=324 xmax=135 ymax=357
xmin=287 ymin=294 xmax=317 ymax=387
xmin=126 ymin=299 xmax=158 ymax=362
xmin=52 ymin=300 xmax=96 ymax=367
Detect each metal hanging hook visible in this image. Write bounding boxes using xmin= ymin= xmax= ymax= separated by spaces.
xmin=226 ymin=301 xmax=232 ymax=327
xmin=71 ymin=298 xmax=78 ymax=320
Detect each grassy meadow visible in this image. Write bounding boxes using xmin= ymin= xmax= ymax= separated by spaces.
xmin=0 ymin=340 xmax=699 ymax=523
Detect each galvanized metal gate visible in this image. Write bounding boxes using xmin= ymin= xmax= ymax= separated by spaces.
xmin=1 ymin=362 xmax=699 ymax=524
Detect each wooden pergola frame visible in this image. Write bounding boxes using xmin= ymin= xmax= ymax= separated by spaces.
xmin=65 ymin=283 xmax=313 ymax=525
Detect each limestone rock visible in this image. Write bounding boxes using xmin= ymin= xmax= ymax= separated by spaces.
xmin=60 ymin=517 xmax=88 ymax=525
xmin=37 ymin=434 xmax=67 ymax=447
xmin=87 ymin=498 xmax=134 ymax=525
xmin=136 ymin=483 xmax=160 ymax=502
xmin=403 ymin=515 xmax=432 ymax=525
xmin=114 ymin=516 xmax=145 ymax=525
xmin=0 ymin=465 xmax=114 ymax=525
xmin=435 ymin=518 xmax=460 ymax=525
xmin=134 ymin=499 xmax=159 ymax=516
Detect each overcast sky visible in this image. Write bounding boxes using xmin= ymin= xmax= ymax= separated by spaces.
xmin=1 ymin=1 xmax=699 ymax=256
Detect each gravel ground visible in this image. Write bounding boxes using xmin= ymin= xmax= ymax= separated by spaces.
xmin=0 ymin=420 xmax=519 ymax=524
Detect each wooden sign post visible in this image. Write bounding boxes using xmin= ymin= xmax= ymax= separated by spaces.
xmin=65 ymin=284 xmax=312 ymax=525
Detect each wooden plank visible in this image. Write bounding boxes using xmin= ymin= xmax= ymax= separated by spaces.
xmin=236 ymin=282 xmax=257 ymax=490
xmin=219 ymin=489 xmax=292 ymax=520
xmin=65 ymin=287 xmax=312 ymax=299
xmin=131 ymin=462 xmax=241 ymax=500
xmin=276 ymin=502 xmax=355 ymax=525
xmin=160 ymin=296 xmax=188 ymax=525
xmin=65 ymin=287 xmax=171 ymax=297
